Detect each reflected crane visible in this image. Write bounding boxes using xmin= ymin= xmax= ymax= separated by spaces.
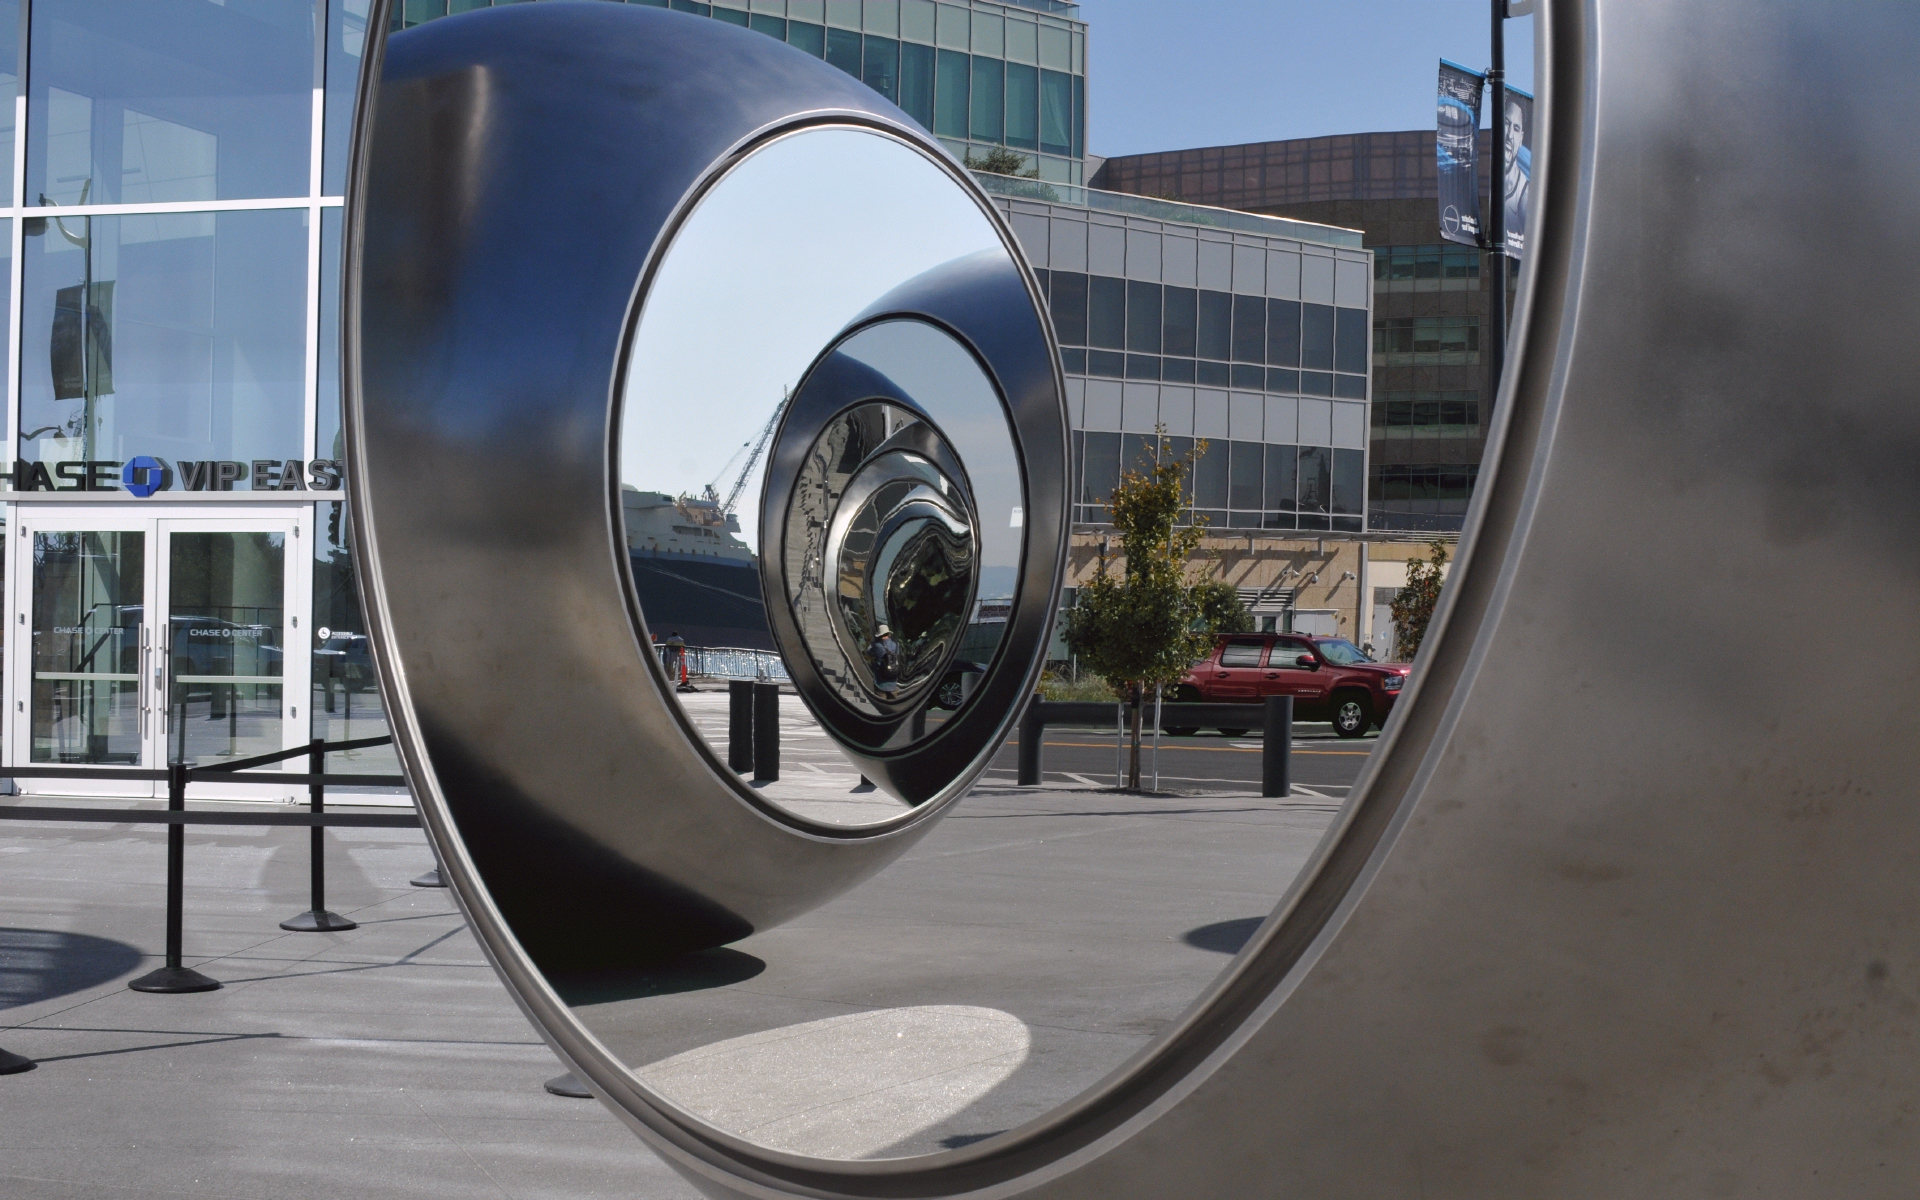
xmin=675 ymin=387 xmax=790 ymax=527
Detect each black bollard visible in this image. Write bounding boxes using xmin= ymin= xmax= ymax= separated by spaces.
xmin=728 ymin=680 xmax=755 ymax=773
xmin=1262 ymin=695 xmax=1293 ymax=799
xmin=752 ymin=682 xmax=780 ymax=783
xmin=129 ymin=761 xmax=222 ymax=993
xmin=410 ymin=867 xmax=447 ymax=888
xmin=545 ymin=1071 xmax=592 ymax=1098
xmin=0 ymin=1046 xmax=33 ymax=1075
xmin=1017 ymin=694 xmax=1044 ymax=785
xmin=282 ymin=739 xmax=357 ymax=932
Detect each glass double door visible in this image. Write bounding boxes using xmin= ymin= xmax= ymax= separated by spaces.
xmin=10 ymin=507 xmax=310 ymax=800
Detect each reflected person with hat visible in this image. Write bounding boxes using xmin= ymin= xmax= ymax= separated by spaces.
xmin=867 ymin=624 xmax=901 ymax=698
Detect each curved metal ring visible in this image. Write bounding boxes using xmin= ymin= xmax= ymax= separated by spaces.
xmin=350 ymin=1 xmax=1920 ymax=1195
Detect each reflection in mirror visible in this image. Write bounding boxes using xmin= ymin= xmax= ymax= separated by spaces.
xmin=603 ymin=123 xmax=1343 ymax=1165
xmin=619 ymin=127 xmax=1020 ymax=825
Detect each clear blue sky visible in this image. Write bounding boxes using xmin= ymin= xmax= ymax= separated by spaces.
xmin=1076 ymin=1 xmax=1536 ymax=159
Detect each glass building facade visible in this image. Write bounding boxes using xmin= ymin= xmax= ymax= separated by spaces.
xmin=1093 ymin=129 xmax=1518 ymax=531
xmin=398 ymin=0 xmax=1091 ymax=184
xmin=977 ymin=174 xmax=1371 ymax=535
xmin=0 ymin=0 xmax=397 ymax=797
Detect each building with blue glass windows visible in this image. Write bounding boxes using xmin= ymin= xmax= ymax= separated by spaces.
xmin=0 ymin=0 xmax=1383 ymax=805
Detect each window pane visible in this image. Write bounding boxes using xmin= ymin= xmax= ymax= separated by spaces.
xmin=1125 ymin=354 xmax=1159 ymax=380
xmin=788 ymin=20 xmax=827 ymax=56
xmin=1264 ymin=442 xmax=1297 ymax=512
xmin=1297 ymin=446 xmax=1330 ymax=514
xmin=970 ymin=9 xmax=1002 ymax=55
xmin=1082 ymin=431 xmax=1120 ymax=504
xmin=1335 ymin=307 xmax=1368 ymax=374
xmin=31 ymin=0 xmax=314 ymax=205
xmin=323 ymin=0 xmax=365 ymax=195
xmin=1121 ymin=432 xmax=1156 ymax=478
xmin=31 ymin=531 xmax=143 ymax=764
xmin=898 ymin=41 xmax=933 ymax=127
xmin=1332 ymin=448 xmax=1365 ymax=516
xmin=1230 ymin=363 xmax=1263 ymax=390
xmin=1163 ymin=286 xmax=1196 ymax=357
xmin=1266 ymin=298 xmax=1300 ymax=366
xmin=1161 ymin=357 xmax=1194 ymax=383
xmin=1049 ymin=270 xmax=1087 ymax=344
xmin=1004 ymin=62 xmax=1037 ymax=150
xmin=1087 ymin=275 xmax=1124 ymax=349
xmin=1125 ymin=280 xmax=1161 ymax=353
xmin=1071 ymin=73 xmax=1084 ymax=158
xmin=713 ymin=7 xmax=749 ymax=26
xmin=1039 ymin=68 xmax=1071 ymax=156
xmin=1085 ymin=349 xmax=1122 ymax=377
xmin=21 ymin=210 xmax=307 ymax=471
xmin=1229 ymin=441 xmax=1263 ymax=510
xmin=1301 ymin=302 xmax=1335 ymax=370
xmin=750 ymin=14 xmax=787 ymax=38
xmin=934 ymin=47 xmax=968 ymax=136
xmin=825 ymin=27 xmax=863 ymax=77
xmin=317 ymin=207 xmax=343 ymax=462
xmin=1231 ymin=294 xmax=1265 ymax=362
xmin=312 ymin=502 xmax=401 ymax=774
xmin=862 ymin=35 xmax=899 ymax=101
xmin=1333 ymin=373 xmax=1366 ymax=399
xmin=1192 ymin=440 xmax=1228 ymax=509
xmin=1197 ymin=359 xmax=1230 ymax=387
xmin=969 ymin=55 xmax=1002 ymax=142
xmin=1197 ymin=289 xmax=1231 ymax=360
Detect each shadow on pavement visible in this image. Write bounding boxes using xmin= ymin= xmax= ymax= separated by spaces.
xmin=549 ymin=946 xmax=766 ymax=1006
xmin=1182 ymin=917 xmax=1267 ymax=955
xmin=0 ymin=927 xmax=146 ymax=1008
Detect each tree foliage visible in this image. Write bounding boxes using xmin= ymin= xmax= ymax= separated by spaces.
xmin=1389 ymin=539 xmax=1450 ymax=661
xmin=1063 ymin=434 xmax=1224 ymax=789
xmin=963 ymin=146 xmax=1036 ymax=177
xmin=1189 ymin=578 xmax=1252 ymax=636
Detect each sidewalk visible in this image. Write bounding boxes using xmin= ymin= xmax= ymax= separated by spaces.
xmin=1 ymin=783 xmax=1339 ymax=1196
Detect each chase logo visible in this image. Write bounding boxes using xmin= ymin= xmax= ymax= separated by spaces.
xmin=121 ymin=455 xmax=170 ymax=498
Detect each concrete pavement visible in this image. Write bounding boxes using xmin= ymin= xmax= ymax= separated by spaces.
xmin=1 ymin=776 xmax=1340 ymax=1195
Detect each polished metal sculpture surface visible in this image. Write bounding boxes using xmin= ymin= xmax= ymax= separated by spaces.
xmin=348 ymin=1 xmax=1920 ymax=1195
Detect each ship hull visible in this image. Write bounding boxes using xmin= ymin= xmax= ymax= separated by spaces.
xmin=627 ymin=552 xmax=773 ymax=651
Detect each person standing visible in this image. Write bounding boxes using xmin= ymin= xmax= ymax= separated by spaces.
xmin=867 ymin=624 xmax=900 ymax=698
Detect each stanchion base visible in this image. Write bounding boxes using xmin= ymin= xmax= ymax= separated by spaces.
xmin=280 ymin=909 xmax=359 ymax=933
xmin=128 ymin=965 xmax=222 ymax=994
xmin=544 ymin=1072 xmax=592 ymax=1098
xmin=0 ymin=1047 xmax=35 ymax=1075
xmin=410 ymin=868 xmax=446 ymax=888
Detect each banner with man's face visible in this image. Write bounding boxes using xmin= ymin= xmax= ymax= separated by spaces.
xmin=1436 ymin=60 xmax=1484 ymax=248
xmin=1503 ymin=87 xmax=1534 ymax=260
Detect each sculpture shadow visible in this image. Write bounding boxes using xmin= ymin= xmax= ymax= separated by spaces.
xmin=547 ymin=946 xmax=766 ymax=1007
xmin=1182 ymin=917 xmax=1267 ymax=955
xmin=1 ymin=927 xmax=147 ymax=1009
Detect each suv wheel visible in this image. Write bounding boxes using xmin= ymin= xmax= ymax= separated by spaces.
xmin=1163 ymin=685 xmax=1201 ymax=736
xmin=1332 ymin=694 xmax=1372 ymax=739
xmin=934 ymin=676 xmax=964 ymax=710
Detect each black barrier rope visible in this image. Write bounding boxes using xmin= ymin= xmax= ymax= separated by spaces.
xmin=0 ymin=733 xmax=419 ymax=1002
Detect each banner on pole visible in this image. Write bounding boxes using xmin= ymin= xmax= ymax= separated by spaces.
xmin=1501 ymin=86 xmax=1534 ymax=260
xmin=1436 ymin=60 xmax=1484 ymax=248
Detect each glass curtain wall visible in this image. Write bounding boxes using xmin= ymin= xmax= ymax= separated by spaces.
xmin=395 ymin=0 xmax=1090 ymax=185
xmin=3 ymin=1 xmax=381 ymax=758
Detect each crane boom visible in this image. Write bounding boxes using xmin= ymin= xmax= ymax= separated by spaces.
xmin=722 ymin=388 xmax=788 ymax=516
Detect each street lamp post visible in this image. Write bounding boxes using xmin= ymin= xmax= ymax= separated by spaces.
xmin=1485 ymin=1 xmax=1507 ymax=415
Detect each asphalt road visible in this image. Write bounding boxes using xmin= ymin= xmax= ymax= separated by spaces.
xmin=985 ymin=722 xmax=1377 ymax=796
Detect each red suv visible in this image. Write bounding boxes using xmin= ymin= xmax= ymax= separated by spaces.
xmin=1168 ymin=634 xmax=1411 ymax=738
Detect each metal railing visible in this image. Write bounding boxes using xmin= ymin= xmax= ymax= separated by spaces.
xmin=663 ymin=645 xmax=790 ymax=682
xmin=1018 ymin=695 xmax=1295 ymax=797
xmin=0 ymin=736 xmax=419 ymax=1004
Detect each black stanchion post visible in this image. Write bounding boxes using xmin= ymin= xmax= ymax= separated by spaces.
xmin=129 ymin=761 xmax=221 ymax=993
xmin=728 ymin=680 xmax=754 ymax=773
xmin=0 ymin=1046 xmax=34 ymax=1075
xmin=1262 ymin=696 xmax=1293 ymax=799
xmin=282 ymin=738 xmax=357 ymax=932
xmin=752 ymin=681 xmax=780 ymax=783
xmin=1018 ymin=694 xmax=1044 ymax=786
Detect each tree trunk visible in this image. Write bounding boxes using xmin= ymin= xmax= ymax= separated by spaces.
xmin=1127 ymin=683 xmax=1143 ymax=790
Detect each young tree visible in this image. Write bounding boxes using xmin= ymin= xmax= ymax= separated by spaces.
xmin=1063 ymin=434 xmax=1217 ymax=790
xmin=1389 ymin=539 xmax=1451 ymax=661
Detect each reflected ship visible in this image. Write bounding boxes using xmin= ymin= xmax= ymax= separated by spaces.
xmin=622 ymin=486 xmax=773 ymax=650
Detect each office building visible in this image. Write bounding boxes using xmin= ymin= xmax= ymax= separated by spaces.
xmin=1095 ymin=130 xmax=1519 ymax=533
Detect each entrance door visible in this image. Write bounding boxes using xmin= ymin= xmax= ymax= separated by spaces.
xmin=11 ymin=507 xmax=310 ymax=800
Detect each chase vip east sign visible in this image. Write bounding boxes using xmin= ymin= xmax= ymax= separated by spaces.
xmin=1 ymin=457 xmax=344 ymax=496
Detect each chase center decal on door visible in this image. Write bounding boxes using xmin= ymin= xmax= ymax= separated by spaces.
xmin=0 ymin=457 xmax=344 ymax=495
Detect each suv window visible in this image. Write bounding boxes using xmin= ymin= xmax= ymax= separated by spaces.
xmin=1219 ymin=638 xmax=1267 ymax=668
xmin=1274 ymin=638 xmax=1316 ymax=666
